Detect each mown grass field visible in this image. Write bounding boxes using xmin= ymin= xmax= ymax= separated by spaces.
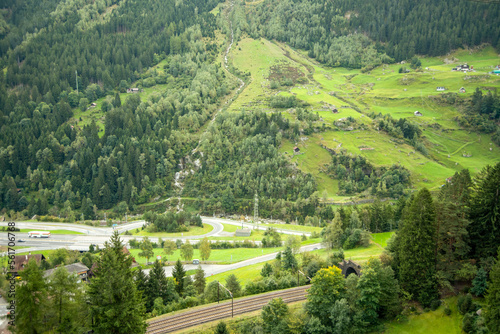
xmin=129 ymin=247 xmax=282 ymax=265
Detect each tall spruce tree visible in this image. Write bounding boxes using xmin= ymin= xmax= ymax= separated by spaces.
xmin=145 ymin=260 xmax=176 ymax=312
xmin=397 ymin=188 xmax=438 ymax=306
xmin=469 ymin=163 xmax=500 ymax=259
xmin=15 ymin=258 xmax=47 ymax=334
xmin=47 ymin=267 xmax=85 ymax=333
xmin=87 ymin=231 xmax=146 ymax=334
xmin=193 ymin=265 xmax=206 ymax=295
xmin=485 ymin=247 xmax=500 ymax=333
xmin=172 ymin=259 xmax=186 ymax=295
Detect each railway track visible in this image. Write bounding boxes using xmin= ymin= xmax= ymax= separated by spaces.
xmin=146 ymin=285 xmax=310 ymax=334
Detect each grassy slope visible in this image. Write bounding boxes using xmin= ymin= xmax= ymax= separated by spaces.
xmin=380 ymin=297 xmax=462 ymax=334
xmin=229 ymin=39 xmax=500 ymax=197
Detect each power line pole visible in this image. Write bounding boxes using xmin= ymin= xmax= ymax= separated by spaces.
xmin=75 ymin=70 xmax=78 ymax=94
xmin=254 ymin=192 xmax=258 ymax=225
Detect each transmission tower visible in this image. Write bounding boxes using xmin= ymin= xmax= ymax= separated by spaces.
xmin=254 ymin=192 xmax=258 ymax=223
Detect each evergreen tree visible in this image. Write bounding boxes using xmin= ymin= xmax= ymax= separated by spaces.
xmin=87 ymin=231 xmax=146 ymax=334
xmin=214 ymin=321 xmax=230 ymax=334
xmin=485 ymin=248 xmax=500 ymax=332
xmin=282 ymin=246 xmax=298 ymax=271
xmin=145 ymin=260 xmax=174 ymax=312
xmin=397 ymin=188 xmax=438 ymax=307
xmin=322 ymin=211 xmax=343 ymax=249
xmin=172 ymin=259 xmax=186 ymax=295
xmin=47 ymin=267 xmax=84 ymax=333
xmin=356 ymin=267 xmax=380 ymax=327
xmin=225 ymin=274 xmax=242 ymax=297
xmin=193 ymin=265 xmax=206 ymax=295
xmin=261 ymin=263 xmax=273 ymax=277
xmin=469 ymin=163 xmax=500 ymax=259
xmin=471 ymin=268 xmax=488 ymax=297
xmin=15 ymin=258 xmax=47 ymax=334
xmin=113 ymin=92 xmax=121 ymax=108
xmin=135 ymin=267 xmax=148 ymax=296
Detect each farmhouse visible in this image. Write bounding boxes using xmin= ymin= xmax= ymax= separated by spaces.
xmin=459 ymin=87 xmax=466 ymax=93
xmin=293 ymin=146 xmax=300 ymax=153
xmin=436 ymin=87 xmax=446 ymax=92
xmin=414 ymin=111 xmax=423 ymax=116
xmin=90 ymin=102 xmax=97 ymax=108
xmin=12 ymin=254 xmax=46 ymax=277
xmin=44 ymin=262 xmax=90 ymax=282
xmin=127 ymin=88 xmax=140 ymax=93
xmin=452 ymin=64 xmax=472 ymax=72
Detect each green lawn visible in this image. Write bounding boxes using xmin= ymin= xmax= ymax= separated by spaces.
xmin=380 ymin=297 xmax=462 ymax=334
xmin=130 ymin=223 xmax=213 ymax=237
xmin=371 ymin=232 xmax=395 ymax=248
xmin=129 ymin=247 xmax=282 ymax=265
xmin=205 ymin=262 xmax=268 ymax=287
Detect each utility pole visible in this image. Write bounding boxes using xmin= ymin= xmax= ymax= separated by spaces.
xmin=218 ymin=281 xmax=234 ymax=317
xmin=254 ymin=192 xmax=258 ymax=226
xmin=75 ymin=70 xmax=78 ymax=94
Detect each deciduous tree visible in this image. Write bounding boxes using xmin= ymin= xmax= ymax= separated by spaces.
xmin=199 ymin=237 xmax=211 ymax=261
xmin=138 ymin=237 xmax=154 ymax=264
xmin=181 ymin=240 xmax=194 ymax=261
xmin=306 ymin=266 xmax=345 ymax=325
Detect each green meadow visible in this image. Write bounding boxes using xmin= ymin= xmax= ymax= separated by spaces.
xmin=129 ymin=247 xmax=281 ymax=265
xmin=227 ymin=39 xmax=500 ymax=198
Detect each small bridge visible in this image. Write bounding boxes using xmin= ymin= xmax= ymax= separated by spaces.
xmin=338 ymin=259 xmax=362 ymax=277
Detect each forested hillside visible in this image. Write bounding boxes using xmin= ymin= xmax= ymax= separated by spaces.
xmin=246 ymin=0 xmax=500 ymax=65
xmin=0 ymin=0 xmax=226 ymax=215
xmin=0 ymin=0 xmax=500 ymax=219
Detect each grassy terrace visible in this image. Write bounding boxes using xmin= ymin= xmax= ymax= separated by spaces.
xmin=228 ymin=39 xmax=500 ymax=197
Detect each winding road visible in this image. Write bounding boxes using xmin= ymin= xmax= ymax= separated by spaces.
xmin=0 ymin=216 xmax=312 ymax=253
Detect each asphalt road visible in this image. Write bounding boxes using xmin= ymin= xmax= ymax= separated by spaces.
xmin=0 ymin=217 xmax=312 ymax=253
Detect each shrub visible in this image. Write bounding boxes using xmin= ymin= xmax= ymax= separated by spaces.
xmin=430 ymin=299 xmax=441 ymax=311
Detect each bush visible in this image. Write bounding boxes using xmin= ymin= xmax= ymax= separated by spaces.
xmin=444 ymin=306 xmax=452 ymax=316
xmin=430 ymin=299 xmax=441 ymax=311
xmin=458 ymin=294 xmax=473 ymax=315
